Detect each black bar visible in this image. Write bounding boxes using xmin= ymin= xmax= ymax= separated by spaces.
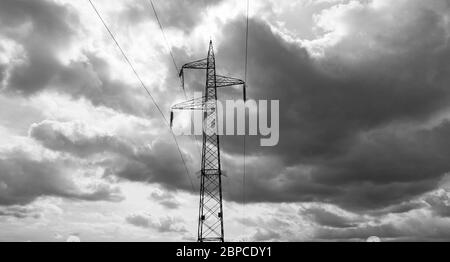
xmin=0 ymin=242 xmax=445 ymax=261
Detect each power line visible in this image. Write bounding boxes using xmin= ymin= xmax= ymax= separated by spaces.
xmin=88 ymin=0 xmax=164 ymax=120
xmin=88 ymin=0 xmax=195 ymax=192
xmin=145 ymin=0 xmax=202 ymax=157
xmin=242 ymin=0 xmax=250 ymax=239
xmin=244 ymin=0 xmax=250 ymax=83
xmin=146 ymin=0 xmax=180 ymax=74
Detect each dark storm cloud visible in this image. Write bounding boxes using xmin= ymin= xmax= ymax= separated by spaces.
xmin=219 ymin=16 xmax=450 ymax=162
xmin=0 ymin=0 xmax=157 ymax=116
xmin=30 ymin=120 xmax=132 ymax=158
xmin=149 ymin=190 xmax=180 ymax=209
xmin=0 ymin=0 xmax=79 ymax=94
xmin=301 ymin=207 xmax=358 ymax=228
xmin=239 ymin=203 xmax=450 ymax=242
xmin=314 ymin=216 xmax=450 ymax=242
xmin=54 ymin=53 xmax=156 ymax=116
xmin=314 ymin=223 xmax=402 ymax=241
xmin=0 ymin=206 xmax=41 ymax=219
xmin=125 ymin=214 xmax=187 ymax=233
xmin=369 ymin=201 xmax=428 ymax=216
xmin=30 ymin=120 xmax=196 ymax=192
xmin=424 ymin=190 xmax=450 ymax=217
xmin=126 ymin=214 xmax=150 ymax=228
xmin=0 ymin=64 xmax=6 ymax=83
xmin=0 ymin=151 xmax=124 ymax=206
xmin=213 ymin=0 xmax=450 ymax=212
xmin=226 ymin=116 xmax=450 ymax=211
xmin=113 ymin=141 xmax=195 ymax=192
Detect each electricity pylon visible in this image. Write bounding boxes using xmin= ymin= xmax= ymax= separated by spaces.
xmin=170 ymin=41 xmax=246 ymax=242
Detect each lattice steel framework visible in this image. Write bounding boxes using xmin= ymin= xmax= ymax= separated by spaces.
xmin=170 ymin=41 xmax=246 ymax=242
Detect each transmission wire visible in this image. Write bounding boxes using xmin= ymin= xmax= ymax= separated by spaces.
xmin=88 ymin=0 xmax=195 ymax=192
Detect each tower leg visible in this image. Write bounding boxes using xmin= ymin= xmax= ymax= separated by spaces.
xmin=198 ymin=172 xmax=224 ymax=242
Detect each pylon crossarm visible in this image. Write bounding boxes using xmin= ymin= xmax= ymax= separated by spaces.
xmin=178 ymin=59 xmax=208 ymax=90
xmin=171 ymin=96 xmax=206 ymax=111
xmin=215 ymin=75 xmax=245 ymax=88
xmin=215 ymin=75 xmax=247 ymax=101
xmin=180 ymin=58 xmax=208 ymax=73
xmin=170 ymin=96 xmax=207 ymax=128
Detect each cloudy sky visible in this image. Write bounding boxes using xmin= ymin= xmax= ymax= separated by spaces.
xmin=1 ymin=0 xmax=450 ymax=242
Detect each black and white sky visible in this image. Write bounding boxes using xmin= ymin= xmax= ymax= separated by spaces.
xmin=1 ymin=0 xmax=450 ymax=242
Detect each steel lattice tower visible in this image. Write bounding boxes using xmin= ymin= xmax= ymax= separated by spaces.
xmin=170 ymin=41 xmax=246 ymax=242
